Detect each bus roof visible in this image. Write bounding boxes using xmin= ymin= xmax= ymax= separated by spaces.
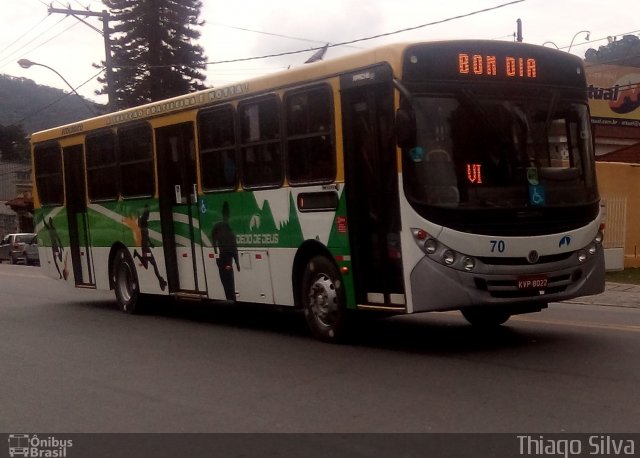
xmin=30 ymin=39 xmax=582 ymax=144
xmin=30 ymin=41 xmax=411 ymax=143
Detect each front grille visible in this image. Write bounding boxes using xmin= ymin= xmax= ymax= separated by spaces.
xmin=477 ymin=252 xmax=573 ymax=266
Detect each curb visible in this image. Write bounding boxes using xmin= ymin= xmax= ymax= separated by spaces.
xmin=563 ymin=282 xmax=640 ymax=309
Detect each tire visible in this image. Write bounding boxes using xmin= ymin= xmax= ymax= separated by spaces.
xmin=113 ymin=248 xmax=142 ymax=314
xmin=461 ymin=307 xmax=511 ymax=327
xmin=301 ymin=255 xmax=348 ymax=343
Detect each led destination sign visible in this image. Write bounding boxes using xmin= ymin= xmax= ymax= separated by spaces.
xmin=402 ymin=41 xmax=585 ymax=87
xmin=458 ymin=53 xmax=537 ymax=79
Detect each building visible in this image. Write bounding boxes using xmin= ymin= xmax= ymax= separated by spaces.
xmin=0 ymin=161 xmax=33 ymax=237
xmin=586 ymin=61 xmax=640 ymax=269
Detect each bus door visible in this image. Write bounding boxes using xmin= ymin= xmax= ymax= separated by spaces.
xmin=340 ymin=65 xmax=405 ymax=309
xmin=155 ymin=123 xmax=206 ymax=294
xmin=62 ymin=144 xmax=94 ymax=286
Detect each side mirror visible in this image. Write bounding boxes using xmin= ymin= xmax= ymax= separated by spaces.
xmin=396 ymin=108 xmax=416 ymax=149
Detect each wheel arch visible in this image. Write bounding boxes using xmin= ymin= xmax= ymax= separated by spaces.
xmin=292 ymin=240 xmax=337 ymax=309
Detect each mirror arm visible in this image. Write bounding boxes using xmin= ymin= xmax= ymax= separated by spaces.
xmin=393 ymin=79 xmax=414 ymax=104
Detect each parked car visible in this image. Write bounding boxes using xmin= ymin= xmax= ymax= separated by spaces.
xmin=23 ymin=235 xmax=40 ymax=265
xmin=0 ymin=233 xmax=39 ymax=265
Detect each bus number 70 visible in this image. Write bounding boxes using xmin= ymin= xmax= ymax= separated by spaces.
xmin=490 ymin=240 xmax=506 ymax=253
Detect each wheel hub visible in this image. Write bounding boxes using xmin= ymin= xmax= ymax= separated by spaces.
xmin=308 ymin=274 xmax=337 ymax=326
xmin=117 ymin=264 xmax=133 ymax=303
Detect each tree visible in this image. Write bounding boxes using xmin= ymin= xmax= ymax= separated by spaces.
xmin=97 ymin=0 xmax=208 ymax=109
xmin=585 ymin=35 xmax=640 ymax=68
xmin=0 ymin=124 xmax=29 ymax=163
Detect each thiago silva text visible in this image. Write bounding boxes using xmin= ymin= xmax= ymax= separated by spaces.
xmin=518 ymin=435 xmax=635 ymax=457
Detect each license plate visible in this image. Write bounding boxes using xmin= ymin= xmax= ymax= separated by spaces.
xmin=517 ymin=275 xmax=548 ymax=290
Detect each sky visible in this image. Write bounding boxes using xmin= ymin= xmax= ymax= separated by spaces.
xmin=1 ymin=0 xmax=638 ymax=106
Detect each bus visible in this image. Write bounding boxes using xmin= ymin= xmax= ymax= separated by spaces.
xmin=30 ymin=40 xmax=605 ymax=342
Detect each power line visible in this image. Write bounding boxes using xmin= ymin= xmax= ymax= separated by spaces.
xmin=13 ymin=0 xmax=105 ymax=56
xmin=114 ymin=0 xmax=525 ymax=69
xmin=2 ymin=21 xmax=83 ymax=71
xmin=70 ymin=0 xmax=93 ymax=10
xmin=0 ymin=15 xmax=49 ymax=56
xmin=207 ymin=21 xmax=363 ymax=49
xmin=208 ymin=22 xmax=329 ymax=45
xmin=0 ymin=18 xmax=86 ymax=71
xmin=14 ymin=67 xmax=104 ymax=126
xmin=44 ymin=6 xmax=115 ymax=109
xmin=205 ymin=0 xmax=526 ymax=65
xmin=547 ymin=29 xmax=640 ymax=51
xmin=0 ymin=15 xmax=69 ymax=69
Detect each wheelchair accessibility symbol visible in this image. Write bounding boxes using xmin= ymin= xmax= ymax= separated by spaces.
xmin=529 ymin=184 xmax=546 ymax=206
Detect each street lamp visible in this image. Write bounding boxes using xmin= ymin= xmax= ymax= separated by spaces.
xmin=542 ymin=41 xmax=560 ymax=49
xmin=18 ymin=58 xmax=96 ymax=116
xmin=568 ymin=30 xmax=591 ymax=52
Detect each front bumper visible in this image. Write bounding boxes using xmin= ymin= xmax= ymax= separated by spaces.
xmin=410 ymin=246 xmax=605 ymax=313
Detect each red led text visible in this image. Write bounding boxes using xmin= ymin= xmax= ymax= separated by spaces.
xmin=458 ymin=54 xmax=537 ymax=79
xmin=466 ymin=163 xmax=483 ymax=184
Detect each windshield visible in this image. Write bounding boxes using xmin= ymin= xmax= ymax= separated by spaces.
xmin=403 ymin=90 xmax=598 ymax=233
xmin=15 ymin=234 xmax=35 ymax=243
xmin=402 ymin=92 xmax=599 ymax=234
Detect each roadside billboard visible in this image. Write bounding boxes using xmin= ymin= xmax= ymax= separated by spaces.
xmin=586 ymin=63 xmax=640 ymax=127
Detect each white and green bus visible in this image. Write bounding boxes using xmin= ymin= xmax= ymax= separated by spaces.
xmin=31 ymin=40 xmax=605 ymax=342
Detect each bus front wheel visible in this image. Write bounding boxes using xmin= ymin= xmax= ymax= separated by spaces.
xmin=301 ymin=255 xmax=347 ymax=343
xmin=461 ymin=307 xmax=511 ymax=327
xmin=113 ymin=248 xmax=141 ymax=314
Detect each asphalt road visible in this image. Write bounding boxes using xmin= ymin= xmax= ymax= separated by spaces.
xmin=1 ymin=263 xmax=639 ymax=434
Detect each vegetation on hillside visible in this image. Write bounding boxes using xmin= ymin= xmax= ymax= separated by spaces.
xmin=0 ymin=124 xmax=29 ymax=162
xmin=0 ymin=74 xmax=102 ymax=135
xmin=1 ymin=1 xmax=209 ymax=135
xmin=585 ymin=35 xmax=640 ymax=67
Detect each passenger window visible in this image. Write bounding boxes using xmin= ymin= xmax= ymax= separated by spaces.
xmin=86 ymin=131 xmax=118 ymax=201
xmin=285 ymin=86 xmax=335 ymax=185
xmin=198 ymin=106 xmax=237 ymax=191
xmin=239 ymin=96 xmax=283 ymax=188
xmin=33 ymin=143 xmax=64 ymax=206
xmin=118 ymin=124 xmax=154 ymax=198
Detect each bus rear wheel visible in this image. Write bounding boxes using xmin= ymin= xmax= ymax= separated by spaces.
xmin=301 ymin=255 xmax=347 ymax=343
xmin=461 ymin=307 xmax=511 ymax=327
xmin=113 ymin=248 xmax=141 ymax=314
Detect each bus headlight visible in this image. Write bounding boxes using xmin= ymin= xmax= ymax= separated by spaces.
xmin=443 ymin=250 xmax=455 ymax=265
xmin=577 ymin=250 xmax=588 ymax=263
xmin=462 ymin=256 xmax=475 ymax=271
xmin=594 ymin=230 xmax=604 ymax=244
xmin=424 ymin=238 xmax=437 ymax=254
xmin=412 ymin=227 xmax=477 ymax=272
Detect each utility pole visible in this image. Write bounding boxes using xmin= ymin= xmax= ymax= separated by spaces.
xmin=47 ymin=6 xmax=116 ymax=112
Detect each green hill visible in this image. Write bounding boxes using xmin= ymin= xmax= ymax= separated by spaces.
xmin=0 ymin=73 xmax=103 ymax=135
